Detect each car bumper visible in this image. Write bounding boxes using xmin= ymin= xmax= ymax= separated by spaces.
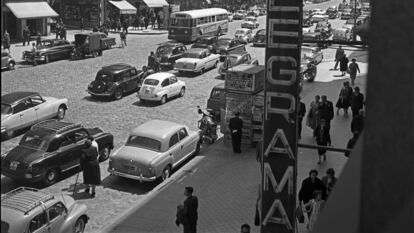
xmin=159 ymin=61 xmax=173 ymax=66
xmin=174 ymin=67 xmax=199 ymax=73
xmin=23 ymin=55 xmax=45 ymax=62
xmin=1 ymin=169 xmax=44 ymax=183
xmin=137 ymin=93 xmax=162 ymax=101
xmin=108 ymin=169 xmax=156 ymax=182
xmin=87 ymin=90 xmax=113 ymax=97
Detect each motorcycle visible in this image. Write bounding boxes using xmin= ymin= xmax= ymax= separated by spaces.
xmin=303 ymin=61 xmax=317 ymax=82
xmin=197 ymin=106 xmax=218 ymax=144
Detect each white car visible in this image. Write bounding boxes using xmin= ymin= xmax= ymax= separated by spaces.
xmin=1 ymin=92 xmax=68 ymax=139
xmin=174 ymin=48 xmax=220 ymax=74
xmin=311 ymin=14 xmax=329 ymax=23
xmin=301 ymin=46 xmax=324 ymax=64
xmin=234 ymin=28 xmax=254 ymax=44
xmin=138 ymin=73 xmax=186 ymax=105
xmin=241 ymin=16 xmax=259 ymax=29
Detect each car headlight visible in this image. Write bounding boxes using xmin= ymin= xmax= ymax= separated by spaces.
xmin=1 ymin=151 xmax=8 ymax=159
xmin=184 ymin=30 xmax=188 ymax=34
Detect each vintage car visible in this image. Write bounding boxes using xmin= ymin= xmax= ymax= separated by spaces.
xmin=206 ymin=83 xmax=225 ymax=122
xmin=234 ymin=28 xmax=254 ymax=44
xmin=310 ymin=9 xmax=325 ymax=16
xmin=252 ymin=29 xmax=266 ymax=47
xmin=22 ymin=39 xmax=74 ymax=64
xmin=1 ymin=49 xmax=16 ymax=70
xmin=99 ymin=33 xmax=116 ymax=50
xmin=310 ymin=14 xmax=329 ymax=23
xmin=174 ymin=48 xmax=220 ymax=74
xmin=87 ymin=63 xmax=142 ymax=100
xmin=215 ymin=38 xmax=246 ymax=57
xmin=108 ymin=120 xmax=200 ymax=182
xmin=218 ymin=52 xmax=258 ymax=78
xmin=341 ymin=8 xmax=353 ymax=19
xmin=315 ymin=21 xmax=332 ymax=37
xmin=333 ymin=27 xmax=352 ymax=41
xmin=344 ymin=19 xmax=356 ymax=31
xmin=1 ymin=187 xmax=89 ymax=233
xmin=233 ymin=10 xmax=247 ymax=20
xmin=302 ymin=46 xmax=324 ymax=64
xmin=247 ymin=10 xmax=259 ymax=17
xmin=191 ymin=36 xmax=219 ymax=53
xmin=302 ymin=31 xmax=329 ymax=48
xmin=156 ymin=41 xmax=187 ymax=68
xmin=1 ymin=120 xmax=114 ymax=185
xmin=326 ymin=6 xmax=338 ymax=16
xmin=303 ymin=17 xmax=313 ymax=27
xmin=241 ymin=16 xmax=259 ymax=29
xmin=138 ymin=73 xmax=186 ymax=104
xmin=1 ymin=92 xmax=68 ymax=139
xmin=71 ymin=33 xmax=103 ymax=59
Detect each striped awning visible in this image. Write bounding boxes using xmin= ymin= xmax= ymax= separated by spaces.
xmin=142 ymin=0 xmax=169 ymax=8
xmin=109 ymin=0 xmax=137 ymax=15
xmin=5 ymin=1 xmax=59 ymax=19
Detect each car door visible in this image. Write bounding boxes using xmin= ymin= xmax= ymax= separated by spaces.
xmin=170 ymin=47 xmax=182 ymax=64
xmin=169 ymin=76 xmax=180 ymax=96
xmin=128 ymin=68 xmax=140 ymax=91
xmin=47 ymin=202 xmax=67 ymax=233
xmin=13 ymin=98 xmax=38 ymax=129
xmin=1 ymin=52 xmax=7 ymax=68
xmin=27 ymin=211 xmax=48 ymax=233
xmin=30 ymin=94 xmax=52 ymax=121
xmin=178 ymin=128 xmax=193 ymax=158
xmin=168 ymin=132 xmax=182 ymax=166
xmin=160 ymin=78 xmax=171 ymax=96
xmin=54 ymin=135 xmax=79 ymax=172
xmin=119 ymin=71 xmax=133 ymax=93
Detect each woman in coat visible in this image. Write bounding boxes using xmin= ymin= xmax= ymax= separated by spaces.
xmin=80 ymin=139 xmax=101 ymax=197
xmin=339 ymin=54 xmax=349 ymax=76
xmin=315 ymin=119 xmax=331 ymax=164
xmin=335 ymin=81 xmax=353 ymax=116
xmin=306 ymin=95 xmax=321 ymax=137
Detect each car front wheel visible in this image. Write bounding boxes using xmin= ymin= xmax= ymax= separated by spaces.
xmin=160 ymin=95 xmax=167 ymax=105
xmin=179 ymin=87 xmax=185 ymax=97
xmin=99 ymin=146 xmax=111 ymax=162
xmin=8 ymin=62 xmax=15 ymax=70
xmin=44 ymin=168 xmax=59 ymax=186
xmin=161 ymin=165 xmax=171 ymax=181
xmin=74 ymin=217 xmax=86 ymax=233
xmin=56 ymin=105 xmax=66 ymax=119
xmin=113 ymin=88 xmax=123 ymax=100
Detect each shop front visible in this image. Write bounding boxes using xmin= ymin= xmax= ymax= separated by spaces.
xmin=60 ymin=0 xmax=104 ymax=29
xmin=105 ymin=0 xmax=137 ymax=25
xmin=2 ymin=0 xmax=59 ymax=40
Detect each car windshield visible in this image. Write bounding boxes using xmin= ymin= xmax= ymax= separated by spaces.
xmin=156 ymin=46 xmax=173 ymax=55
xmin=343 ymin=9 xmax=352 ymax=13
xmin=182 ymin=52 xmax=201 ymax=59
xmin=126 ymin=135 xmax=161 ymax=152
xmin=246 ymin=18 xmax=255 ymax=22
xmin=195 ymin=38 xmax=211 ymax=44
xmin=226 ymin=56 xmax=238 ymax=65
xmin=95 ymin=72 xmax=113 ymax=82
xmin=143 ymin=78 xmax=159 ymax=86
xmin=257 ymin=30 xmax=266 ymax=35
xmin=19 ymin=133 xmax=48 ymax=151
xmin=217 ymin=39 xmax=231 ymax=46
xmin=236 ymin=30 xmax=246 ymax=35
xmin=1 ymin=104 xmax=12 ymax=115
xmin=236 ymin=10 xmax=245 ymax=14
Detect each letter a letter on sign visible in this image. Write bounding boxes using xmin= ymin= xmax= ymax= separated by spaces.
xmin=262 ymin=199 xmax=293 ymax=230
xmin=264 ymin=129 xmax=294 ymax=159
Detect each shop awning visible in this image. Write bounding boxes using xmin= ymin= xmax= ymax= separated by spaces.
xmin=109 ymin=0 xmax=137 ymax=14
xmin=142 ymin=0 xmax=169 ymax=8
xmin=5 ymin=1 xmax=59 ymax=19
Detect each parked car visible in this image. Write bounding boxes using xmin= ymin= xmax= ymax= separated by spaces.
xmin=310 ymin=14 xmax=329 ymax=23
xmin=333 ymin=27 xmax=352 ymax=41
xmin=215 ymin=38 xmax=246 ymax=57
xmin=233 ymin=10 xmax=246 ymax=20
xmin=247 ymin=10 xmax=259 ymax=17
xmin=218 ymin=52 xmax=258 ymax=78
xmin=326 ymin=6 xmax=338 ymax=15
xmin=315 ymin=21 xmax=332 ymax=37
xmin=241 ymin=16 xmax=259 ymax=29
xmin=303 ymin=17 xmax=313 ymax=27
xmin=71 ymin=33 xmax=102 ymax=59
xmin=206 ymin=83 xmax=225 ymax=122
xmin=22 ymin=39 xmax=74 ymax=64
xmin=228 ymin=13 xmax=234 ymax=22
xmin=174 ymin=48 xmax=220 ymax=74
xmin=1 ymin=49 xmax=16 ymax=70
xmin=191 ymin=36 xmax=219 ymax=53
xmin=252 ymin=29 xmax=266 ymax=47
xmin=258 ymin=9 xmax=266 ymax=16
xmin=1 ymin=92 xmax=68 ymax=139
xmin=155 ymin=41 xmax=187 ymax=69
xmin=87 ymin=63 xmax=142 ymax=100
xmin=1 ymin=120 xmax=114 ymax=185
xmin=341 ymin=8 xmax=353 ymax=19
xmin=310 ymin=9 xmax=325 ymax=16
xmin=138 ymin=73 xmax=186 ymax=104
xmin=1 ymin=187 xmax=89 ymax=233
xmin=107 ymin=120 xmax=200 ymax=182
xmin=301 ymin=46 xmax=324 ymax=64
xmin=234 ymin=28 xmax=254 ymax=44
xmin=99 ymin=33 xmax=116 ymax=50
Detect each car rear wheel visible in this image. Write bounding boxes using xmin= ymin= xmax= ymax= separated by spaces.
xmin=44 ymin=168 xmax=59 ymax=186
xmin=8 ymin=62 xmax=15 ymax=70
xmin=92 ymin=51 xmax=98 ymax=58
xmin=199 ymin=68 xmax=205 ymax=75
xmin=160 ymin=95 xmax=167 ymax=105
xmin=74 ymin=217 xmax=86 ymax=233
xmin=99 ymin=146 xmax=111 ymax=162
xmin=161 ymin=165 xmax=171 ymax=181
xmin=56 ymin=105 xmax=66 ymax=119
xmin=113 ymin=88 xmax=123 ymax=100
xmin=179 ymin=87 xmax=185 ymax=97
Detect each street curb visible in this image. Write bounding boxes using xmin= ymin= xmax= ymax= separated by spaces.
xmin=126 ymin=31 xmax=168 ymax=35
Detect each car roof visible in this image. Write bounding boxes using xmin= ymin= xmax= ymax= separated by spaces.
xmin=172 ymin=8 xmax=228 ymax=19
xmin=30 ymin=120 xmax=81 ymax=135
xmin=246 ymin=16 xmax=256 ymax=19
xmin=229 ymin=64 xmax=264 ymax=74
xmin=159 ymin=41 xmax=184 ymax=47
xmin=130 ymin=120 xmax=184 ymax=141
xmin=236 ymin=28 xmax=250 ymax=32
xmin=1 ymin=188 xmax=54 ymax=215
xmin=145 ymin=72 xmax=175 ymax=81
xmin=186 ymin=47 xmax=209 ymax=53
xmin=100 ymin=63 xmax=134 ymax=73
xmin=1 ymin=92 xmax=39 ymax=105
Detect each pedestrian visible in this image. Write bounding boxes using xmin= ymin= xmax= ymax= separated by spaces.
xmin=229 ymin=112 xmax=243 ymax=153
xmin=60 ymin=26 xmax=67 ymax=40
xmin=116 ymin=19 xmax=122 ymax=32
xmin=30 ymin=43 xmax=38 ymax=66
xmin=80 ymin=139 xmax=101 ymax=197
xmin=23 ymin=26 xmax=31 ymax=46
xmin=315 ymin=119 xmax=331 ymax=164
xmin=2 ymin=30 xmax=11 ymax=52
xmin=240 ymin=223 xmax=251 ymax=233
xmin=351 ymin=109 xmax=364 ymax=133
xmin=321 ymin=168 xmax=337 ymax=198
xmin=298 ymin=98 xmax=306 ymax=139
xmin=339 ymin=54 xmax=349 ymax=76
xmin=144 ymin=16 xmax=149 ymax=29
xmin=348 ymin=58 xmax=361 ymax=86
xmin=318 ymin=95 xmax=334 ymax=136
xmin=122 ymin=19 xmax=129 ymax=33
xmin=333 ymin=45 xmax=345 ymax=70
xmin=133 ymin=16 xmax=139 ymax=30
xmin=151 ymin=12 xmax=156 ymax=29
xmin=298 ymin=169 xmax=326 ymax=217
xmin=335 ymin=81 xmax=353 ymax=116
xmin=36 ymin=32 xmax=42 ymax=47
xmin=182 ymin=187 xmax=198 ymax=233
xmin=147 ymin=51 xmax=159 ymax=72
xmin=140 ymin=16 xmax=146 ymax=30
xmin=303 ymin=190 xmax=325 ymax=231
xmin=350 ymin=86 xmax=364 ymax=118
xmin=55 ymin=24 xmax=61 ymax=39
xmin=80 ymin=17 xmax=85 ymax=32
xmin=345 ymin=131 xmax=359 ymax=157
xmin=120 ymin=30 xmax=127 ymax=48
xmin=306 ymin=95 xmax=321 ymax=137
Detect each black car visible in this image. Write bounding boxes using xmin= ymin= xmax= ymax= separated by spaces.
xmin=214 ymin=38 xmax=246 ymax=58
xmin=1 ymin=120 xmax=114 ymax=185
xmin=253 ymin=29 xmax=266 ymax=47
xmin=23 ymin=39 xmax=74 ymax=64
xmin=87 ymin=63 xmax=144 ymax=100
xmin=191 ymin=36 xmax=219 ymax=53
xmin=155 ymin=41 xmax=187 ymax=69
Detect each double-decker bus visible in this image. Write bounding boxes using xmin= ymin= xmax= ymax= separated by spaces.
xmin=168 ymin=8 xmax=229 ymax=42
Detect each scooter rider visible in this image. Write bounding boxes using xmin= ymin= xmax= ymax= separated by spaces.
xmin=304 ymin=61 xmax=317 ymax=82
xmin=197 ymin=106 xmax=218 ymax=144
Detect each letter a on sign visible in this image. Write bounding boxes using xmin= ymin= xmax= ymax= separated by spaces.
xmin=264 ymin=129 xmax=294 ymax=159
xmin=262 ymin=199 xmax=293 ymax=230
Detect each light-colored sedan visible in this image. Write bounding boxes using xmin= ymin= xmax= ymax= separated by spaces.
xmin=174 ymin=48 xmax=220 ymax=74
xmin=1 ymin=92 xmax=68 ymax=139
xmin=108 ymin=120 xmax=201 ymax=182
xmin=241 ymin=16 xmax=259 ymax=29
xmin=301 ymin=46 xmax=324 ymax=64
xmin=218 ymin=52 xmax=258 ymax=78
xmin=138 ymin=73 xmax=186 ymax=105
xmin=234 ymin=28 xmax=254 ymax=44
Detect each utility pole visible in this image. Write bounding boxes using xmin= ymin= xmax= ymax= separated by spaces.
xmin=353 ymin=0 xmax=358 ymax=41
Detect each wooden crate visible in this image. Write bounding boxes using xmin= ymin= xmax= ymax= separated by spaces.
xmin=225 ymin=64 xmax=265 ymax=94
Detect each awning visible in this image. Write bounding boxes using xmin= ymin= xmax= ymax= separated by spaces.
xmin=109 ymin=0 xmax=137 ymax=14
xmin=142 ymin=0 xmax=169 ymax=8
xmin=5 ymin=1 xmax=59 ymax=19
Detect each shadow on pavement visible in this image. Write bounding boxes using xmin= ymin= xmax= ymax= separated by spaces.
xmin=101 ymin=175 xmax=157 ymax=194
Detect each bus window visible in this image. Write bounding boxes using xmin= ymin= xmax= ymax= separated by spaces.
xmin=212 ymin=16 xmax=216 ymax=22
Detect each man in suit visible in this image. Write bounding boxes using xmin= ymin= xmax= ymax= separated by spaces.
xmin=229 ymin=112 xmax=243 ymax=153
xmin=318 ymin=95 xmax=334 ymax=136
xmin=350 ymin=86 xmax=365 ymax=118
xmin=298 ymin=99 xmax=306 ymax=139
xmin=183 ymin=187 xmax=198 ymax=233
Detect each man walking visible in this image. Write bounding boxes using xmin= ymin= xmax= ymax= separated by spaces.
xmin=229 ymin=112 xmax=243 ymax=153
xmin=3 ymin=30 xmax=11 ymax=52
xmin=183 ymin=187 xmax=198 ymax=233
xmin=298 ymin=99 xmax=306 ymax=139
xmin=350 ymin=86 xmax=364 ymax=118
xmin=120 ymin=30 xmax=127 ymax=48
xmin=147 ymin=51 xmax=158 ymax=72
xmin=348 ymin=58 xmax=361 ymax=86
xmin=318 ymin=95 xmax=334 ymax=135
xmin=23 ymin=26 xmax=30 ymax=46
xmin=333 ymin=45 xmax=345 ymax=70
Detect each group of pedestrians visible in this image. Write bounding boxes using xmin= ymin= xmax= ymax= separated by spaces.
xmin=333 ymin=46 xmax=361 ymax=86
